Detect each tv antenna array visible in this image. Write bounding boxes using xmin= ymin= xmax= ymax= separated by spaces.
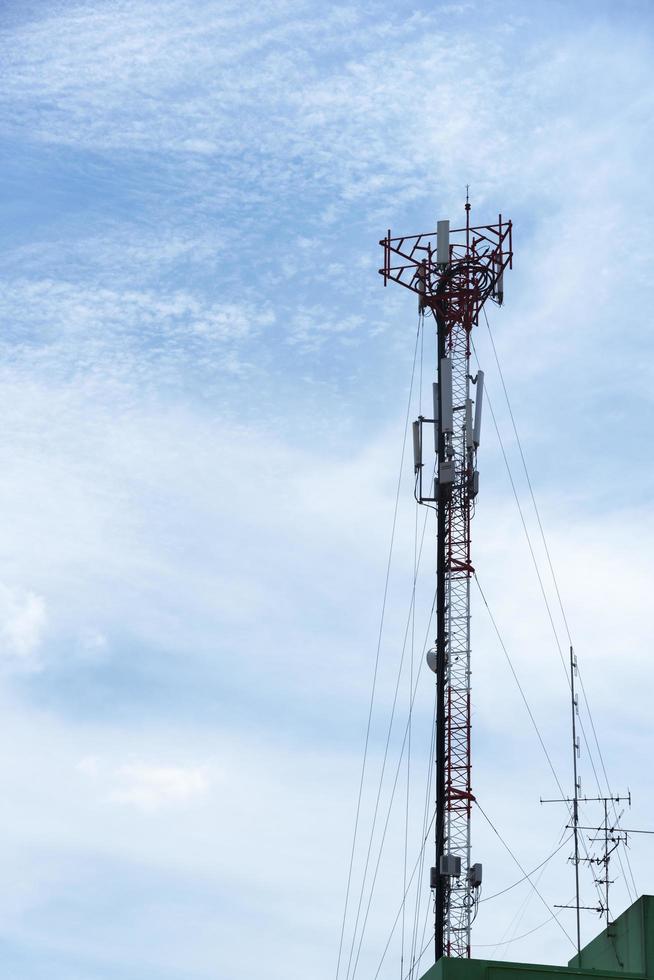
xmin=541 ymin=647 xmax=632 ymax=958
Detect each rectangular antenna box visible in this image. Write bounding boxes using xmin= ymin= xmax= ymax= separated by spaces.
xmin=468 ymin=863 xmax=482 ymax=887
xmin=439 ymin=854 xmax=461 ymax=878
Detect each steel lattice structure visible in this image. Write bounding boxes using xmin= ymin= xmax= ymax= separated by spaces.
xmin=379 ymin=201 xmax=512 ymax=961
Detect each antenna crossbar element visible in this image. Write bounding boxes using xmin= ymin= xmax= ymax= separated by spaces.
xmin=555 ymin=904 xmax=605 ymax=914
xmin=380 ymin=202 xmax=512 ymax=963
xmin=544 ymin=789 xmax=631 ymax=935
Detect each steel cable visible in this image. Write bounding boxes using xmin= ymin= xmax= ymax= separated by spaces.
xmin=474 ymin=570 xmax=606 ymax=913
xmin=335 ymin=316 xmax=422 ymax=980
xmin=474 ymin=903 xmax=573 ymax=949
xmin=481 ymin=309 xmax=637 ymax=901
xmin=480 ymin=833 xmax=574 ymax=903
xmin=475 ymin=801 xmax=576 ymax=949
xmin=471 ymin=343 xmax=610 ymax=912
xmin=349 ymin=587 xmax=437 ymax=980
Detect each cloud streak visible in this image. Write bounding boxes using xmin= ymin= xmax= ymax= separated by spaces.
xmin=0 ymin=0 xmax=653 ymax=977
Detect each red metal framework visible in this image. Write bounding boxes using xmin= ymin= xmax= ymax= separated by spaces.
xmin=379 ymin=204 xmax=512 ymax=960
xmin=380 ymin=217 xmax=512 ymax=329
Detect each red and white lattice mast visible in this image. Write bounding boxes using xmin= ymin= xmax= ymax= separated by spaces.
xmin=379 ymin=197 xmax=512 ymax=961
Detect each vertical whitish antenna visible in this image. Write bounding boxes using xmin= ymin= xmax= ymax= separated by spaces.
xmin=465 ymin=399 xmax=473 ymax=449
xmin=570 ymin=647 xmax=582 ymax=962
xmin=437 ymin=220 xmax=450 ymax=266
xmin=440 ymin=358 xmax=453 ymax=434
xmin=412 ymin=420 xmax=422 ymax=473
xmin=473 ymin=371 xmax=484 ymax=449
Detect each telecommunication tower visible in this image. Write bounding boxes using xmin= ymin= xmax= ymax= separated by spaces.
xmin=379 ymin=198 xmax=512 ymax=961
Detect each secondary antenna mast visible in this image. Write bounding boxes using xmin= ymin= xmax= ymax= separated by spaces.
xmin=570 ymin=647 xmax=582 ymax=959
xmin=379 ymin=198 xmax=512 ymax=960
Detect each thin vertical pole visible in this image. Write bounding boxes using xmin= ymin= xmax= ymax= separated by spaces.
xmin=604 ymin=798 xmax=610 ymax=929
xmin=434 ymin=298 xmax=447 ymax=963
xmin=570 ymin=647 xmax=581 ymax=962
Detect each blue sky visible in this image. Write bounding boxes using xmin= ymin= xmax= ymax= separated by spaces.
xmin=1 ymin=1 xmax=654 ymax=977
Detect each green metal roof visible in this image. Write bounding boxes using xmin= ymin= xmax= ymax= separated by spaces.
xmin=418 ymin=896 xmax=654 ymax=980
xmin=568 ymin=897 xmax=654 ymax=975
xmin=419 ymin=959 xmax=639 ymax=980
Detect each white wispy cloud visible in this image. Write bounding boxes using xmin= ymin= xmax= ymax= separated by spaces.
xmin=0 ymin=279 xmax=274 ymax=390
xmin=0 ymin=584 xmax=46 ymax=668
xmin=7 ymin=0 xmax=645 ymax=216
xmin=0 ymin=0 xmax=652 ymax=977
xmin=109 ymin=762 xmax=211 ymax=809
